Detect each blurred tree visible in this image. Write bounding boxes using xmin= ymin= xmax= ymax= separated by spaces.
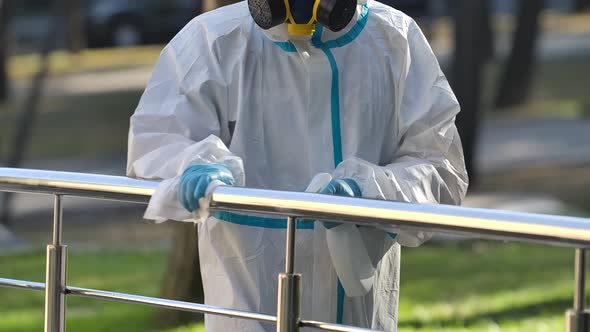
xmin=0 ymin=0 xmax=62 ymax=226
xmin=203 ymin=0 xmax=240 ymax=12
xmin=0 ymin=0 xmax=10 ymax=102
xmin=480 ymin=0 xmax=495 ymax=62
xmin=451 ymin=0 xmax=492 ymax=187
xmin=63 ymin=0 xmax=86 ymax=52
xmin=574 ymin=0 xmax=590 ymax=11
xmin=154 ymin=223 xmax=204 ymax=328
xmin=494 ymin=0 xmax=545 ymax=109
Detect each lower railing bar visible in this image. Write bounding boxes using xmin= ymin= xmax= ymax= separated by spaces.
xmin=0 ymin=279 xmax=380 ymax=331
xmin=66 ymin=286 xmax=277 ymax=323
xmin=0 ymin=279 xmax=275 ymax=323
xmin=0 ymin=278 xmax=45 ymax=291
xmin=300 ymin=320 xmax=381 ymax=332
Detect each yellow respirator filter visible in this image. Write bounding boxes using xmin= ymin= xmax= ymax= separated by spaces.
xmin=284 ymin=0 xmax=321 ymax=36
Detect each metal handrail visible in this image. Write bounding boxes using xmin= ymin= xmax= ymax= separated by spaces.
xmin=3 ymin=168 xmax=590 ymax=247
xmin=0 ymin=167 xmax=157 ymax=203
xmin=1 ymin=167 xmax=590 ymax=331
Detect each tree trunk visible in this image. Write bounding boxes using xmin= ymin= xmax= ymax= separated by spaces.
xmin=0 ymin=0 xmax=62 ymax=226
xmin=154 ymin=222 xmax=204 ymax=329
xmin=203 ymin=0 xmax=240 ymax=12
xmin=63 ymin=0 xmax=86 ymax=52
xmin=451 ymin=0 xmax=490 ymax=187
xmin=574 ymin=0 xmax=590 ymax=11
xmin=0 ymin=0 xmax=10 ymax=102
xmin=480 ymin=0 xmax=495 ymax=61
xmin=494 ymin=0 xmax=545 ymax=109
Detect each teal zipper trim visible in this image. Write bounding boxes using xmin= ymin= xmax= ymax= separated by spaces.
xmin=310 ymin=5 xmax=371 ymax=325
xmin=213 ymin=212 xmax=315 ymax=230
xmin=319 ymin=47 xmax=344 ymax=165
xmin=320 ymin=4 xmax=370 ymax=49
xmin=274 ymin=40 xmax=297 ymax=52
xmin=270 ymin=4 xmax=372 ymax=324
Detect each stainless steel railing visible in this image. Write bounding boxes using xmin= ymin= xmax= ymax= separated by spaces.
xmin=1 ymin=167 xmax=590 ymax=332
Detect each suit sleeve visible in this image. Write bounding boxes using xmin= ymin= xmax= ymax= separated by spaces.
xmin=333 ymin=20 xmax=469 ymax=247
xmin=127 ymin=22 xmax=244 ymax=222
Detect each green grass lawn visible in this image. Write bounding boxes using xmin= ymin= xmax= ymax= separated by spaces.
xmin=398 ymin=241 xmax=577 ymax=331
xmin=0 ymin=249 xmax=203 ymax=332
xmin=0 ymin=241 xmax=584 ymax=331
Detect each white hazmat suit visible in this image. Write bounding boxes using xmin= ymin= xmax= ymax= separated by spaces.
xmin=127 ymin=0 xmax=469 ymax=330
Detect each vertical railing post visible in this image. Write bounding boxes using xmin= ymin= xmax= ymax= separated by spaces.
xmin=567 ymin=249 xmax=590 ymax=332
xmin=44 ymin=194 xmax=67 ymax=332
xmin=276 ymin=216 xmax=301 ymax=332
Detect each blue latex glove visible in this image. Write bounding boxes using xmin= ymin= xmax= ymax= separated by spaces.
xmin=319 ymin=178 xmax=362 ymax=229
xmin=178 ymin=164 xmax=235 ymax=212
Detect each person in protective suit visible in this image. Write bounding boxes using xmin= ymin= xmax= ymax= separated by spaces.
xmin=127 ymin=0 xmax=469 ymax=329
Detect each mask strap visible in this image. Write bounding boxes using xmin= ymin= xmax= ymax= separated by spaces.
xmin=284 ymin=0 xmax=294 ymax=23
xmin=307 ymin=0 xmax=321 ymax=24
xmin=286 ymin=0 xmax=320 ymax=35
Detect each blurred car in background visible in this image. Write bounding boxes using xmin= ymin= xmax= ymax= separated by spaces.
xmin=86 ymin=0 xmax=202 ymax=47
xmin=10 ymin=0 xmax=578 ymax=51
xmin=86 ymin=0 xmax=428 ymax=47
xmin=11 ymin=0 xmax=202 ymax=50
xmin=380 ymin=0 xmax=430 ymax=17
xmin=87 ymin=0 xmax=432 ymax=47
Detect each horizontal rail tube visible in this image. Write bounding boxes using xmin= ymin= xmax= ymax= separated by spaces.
xmin=67 ymin=287 xmax=277 ymax=323
xmin=300 ymin=320 xmax=379 ymax=332
xmin=0 ymin=168 xmax=157 ymax=204
xmin=209 ymin=186 xmax=590 ymax=248
xmin=0 ymin=278 xmax=45 ymax=291
xmin=0 ymin=278 xmax=275 ymax=323
xmin=0 ymin=278 xmax=376 ymax=332
xmin=3 ymin=168 xmax=590 ymax=247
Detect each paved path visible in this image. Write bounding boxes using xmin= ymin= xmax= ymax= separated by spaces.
xmin=477 ymin=117 xmax=590 ymax=173
xmin=12 ymin=66 xmax=153 ymax=101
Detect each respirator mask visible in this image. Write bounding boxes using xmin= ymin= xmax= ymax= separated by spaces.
xmin=248 ymin=0 xmax=357 ymax=36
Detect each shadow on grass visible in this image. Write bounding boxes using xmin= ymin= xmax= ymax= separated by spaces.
xmin=399 ymin=297 xmax=572 ymax=329
xmin=400 ymin=241 xmax=575 ymax=302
